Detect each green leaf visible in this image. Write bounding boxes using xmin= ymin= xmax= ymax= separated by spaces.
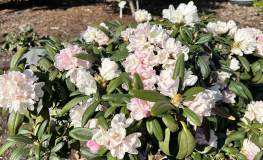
xmin=66 ymin=78 xmax=75 ymax=92
xmin=8 ymin=66 xmax=23 ymax=73
xmin=254 ymin=150 xmax=263 ymax=160
xmin=38 ymin=57 xmax=51 ymax=71
xmin=153 ymin=119 xmax=163 ymax=142
xmin=222 ymin=147 xmax=239 ymax=154
xmin=176 ymin=121 xmax=195 ymax=159
xmin=9 ymin=143 xmax=26 ymax=160
xmin=197 ymin=57 xmax=210 ymax=79
xmin=69 ymin=90 xmax=84 ymax=97
xmin=180 ymin=26 xmax=192 ymax=44
xmin=35 ymin=146 xmax=40 ymax=160
xmin=7 ymin=135 xmax=33 ymax=144
xmin=48 ymin=70 xmax=59 ymax=81
xmin=0 ymin=141 xmax=15 ymax=156
xmin=238 ymin=56 xmax=250 ymax=72
xmin=13 ymin=147 xmax=30 ymax=160
xmin=8 ymin=110 xmax=24 ymax=136
xmin=133 ymin=73 xmax=144 ymax=90
xmin=98 ymin=116 xmax=109 ymax=131
xmin=60 ymin=96 xmax=90 ymax=116
xmin=236 ymin=81 xmax=253 ymax=100
xmin=10 ymin=47 xmax=28 ymax=69
xmin=183 ymin=87 xmax=205 ymax=97
xmin=107 ymin=72 xmax=130 ymax=94
xmin=196 ymin=33 xmax=213 ymax=44
xmin=146 ymin=118 xmax=153 ymax=135
xmin=104 ymin=106 xmax=117 ymax=118
xmin=225 ymin=130 xmax=246 ymax=146
xmin=151 ymin=101 xmax=174 ymax=117
xmin=111 ymin=51 xmax=129 ymax=61
xmin=90 ymin=25 xmax=110 ymax=38
xmin=129 ymin=90 xmax=170 ymax=102
xmin=172 ymin=53 xmax=185 ymax=91
xmin=46 ymin=45 xmax=56 ymax=62
xmin=18 ymin=128 xmax=31 ymax=135
xmin=40 ymin=134 xmax=52 ymax=142
xmin=196 ymin=145 xmax=217 ymax=155
xmin=107 ymin=37 xmax=123 ymax=45
xmin=170 ymin=28 xmax=179 ymax=37
xmin=228 ymin=80 xmax=248 ymax=99
xmin=102 ymin=20 xmax=119 ymax=27
xmin=102 ymin=94 xmax=132 ymax=103
xmin=159 ymin=128 xmax=171 ymax=155
xmin=49 ymin=35 xmax=61 ymax=44
xmin=236 ymin=153 xmax=248 ymax=160
xmin=69 ymin=128 xmax=93 ymax=141
xmin=183 ymin=108 xmax=201 ymax=126
xmin=2 ymin=107 xmax=9 ymax=115
xmin=73 ymin=53 xmax=100 ymax=62
xmin=49 ymin=155 xmax=61 ymax=160
xmin=37 ymin=119 xmax=49 ymax=139
xmin=98 ymin=145 xmax=108 ymax=156
xmin=162 ymin=115 xmax=179 ymax=133
xmin=80 ymin=147 xmax=100 ymax=158
xmin=82 ymin=100 xmax=101 ymax=127
xmin=51 ymin=142 xmax=65 ymax=153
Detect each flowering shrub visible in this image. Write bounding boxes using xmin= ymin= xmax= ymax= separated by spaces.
xmin=2 ymin=1 xmax=263 ymax=160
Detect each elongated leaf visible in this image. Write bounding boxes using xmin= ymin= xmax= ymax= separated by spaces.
xmin=197 ymin=57 xmax=210 ymax=79
xmin=69 ymin=90 xmax=84 ymax=97
xmin=51 ymin=142 xmax=65 ymax=153
xmin=107 ymin=72 xmax=130 ymax=94
xmin=7 ymin=135 xmax=33 ymax=144
xmin=13 ymin=147 xmax=30 ymax=160
xmin=49 ymin=155 xmax=61 ymax=160
xmin=49 ymin=35 xmax=61 ymax=44
xmin=60 ymin=96 xmax=90 ymax=116
xmin=236 ymin=81 xmax=253 ymax=100
xmin=151 ymin=101 xmax=174 ymax=117
xmin=225 ymin=130 xmax=246 ymax=146
xmin=90 ymin=25 xmax=110 ymax=38
xmin=176 ymin=122 xmax=196 ymax=159
xmin=37 ymin=119 xmax=49 ymax=139
xmin=133 ymin=73 xmax=144 ymax=90
xmin=98 ymin=145 xmax=108 ymax=156
xmin=0 ymin=141 xmax=15 ymax=156
xmin=104 ymin=106 xmax=117 ymax=118
xmin=69 ymin=128 xmax=93 ymax=141
xmin=80 ymin=147 xmax=100 ymax=158
xmin=82 ymin=100 xmax=101 ymax=127
xmin=129 ymin=90 xmax=169 ymax=102
xmin=8 ymin=66 xmax=23 ymax=73
xmin=146 ymin=118 xmax=153 ymax=135
xmin=238 ymin=56 xmax=250 ymax=72
xmin=162 ymin=115 xmax=179 ymax=133
xmin=46 ymin=45 xmax=56 ymax=62
xmin=183 ymin=87 xmax=205 ymax=97
xmin=73 ymin=53 xmax=100 ymax=62
xmin=10 ymin=143 xmax=26 ymax=160
xmin=196 ymin=33 xmax=213 ymax=44
xmin=228 ymin=80 xmax=248 ymax=99
xmin=48 ymin=70 xmax=59 ymax=81
xmin=159 ymin=129 xmax=171 ymax=155
xmin=153 ymin=119 xmax=163 ymax=142
xmin=2 ymin=107 xmax=9 ymax=115
xmin=172 ymin=53 xmax=185 ymax=91
xmin=115 ymin=25 xmax=127 ymax=37
xmin=254 ymin=150 xmax=263 ymax=160
xmin=8 ymin=110 xmax=24 ymax=136
xmin=98 ymin=116 xmax=109 ymax=131
xmin=38 ymin=57 xmax=51 ymax=71
xmin=18 ymin=128 xmax=31 ymax=135
xmin=10 ymin=47 xmax=28 ymax=69
xmin=183 ymin=108 xmax=201 ymax=126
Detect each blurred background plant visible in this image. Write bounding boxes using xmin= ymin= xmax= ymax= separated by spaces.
xmin=199 ymin=12 xmax=219 ymax=25
xmin=1 ymin=25 xmax=40 ymax=52
xmin=254 ymin=0 xmax=263 ymax=11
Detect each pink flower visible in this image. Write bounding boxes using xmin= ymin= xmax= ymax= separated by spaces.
xmin=222 ymin=88 xmax=236 ymax=103
xmin=242 ymin=26 xmax=263 ymax=38
xmin=127 ymin=98 xmax=155 ymax=120
xmin=121 ymin=28 xmax=135 ymax=41
xmin=241 ymin=139 xmax=260 ymax=160
xmin=167 ymin=30 xmax=173 ymax=35
xmin=255 ymin=36 xmax=263 ymax=56
xmin=54 ymin=45 xmax=93 ymax=71
xmin=86 ymin=140 xmax=102 ymax=154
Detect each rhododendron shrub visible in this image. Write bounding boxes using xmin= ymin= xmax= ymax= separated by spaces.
xmin=2 ymin=1 xmax=263 ymax=160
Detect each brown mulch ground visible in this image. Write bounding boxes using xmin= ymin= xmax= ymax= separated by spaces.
xmin=1 ymin=0 xmax=263 ymax=159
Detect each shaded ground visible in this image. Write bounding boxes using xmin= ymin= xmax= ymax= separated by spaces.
xmin=1 ymin=0 xmax=263 ymax=159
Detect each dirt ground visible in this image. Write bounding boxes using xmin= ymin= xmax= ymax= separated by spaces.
xmin=1 ymin=0 xmax=263 ymax=159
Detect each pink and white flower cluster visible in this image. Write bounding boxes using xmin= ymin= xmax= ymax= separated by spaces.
xmin=0 ymin=70 xmax=44 ymax=114
xmin=82 ymin=23 xmax=110 ymax=45
xmin=207 ymin=20 xmax=237 ymax=36
xmin=135 ymin=9 xmax=152 ymax=23
xmin=91 ymin=113 xmax=141 ymax=159
xmin=255 ymin=37 xmax=263 ymax=56
xmin=244 ymin=101 xmax=263 ymax=123
xmin=240 ymin=139 xmax=260 ymax=160
xmin=69 ymin=97 xmax=102 ymax=128
xmin=121 ymin=21 xmax=189 ymax=90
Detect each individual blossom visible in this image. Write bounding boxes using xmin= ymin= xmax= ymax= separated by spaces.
xmin=0 ymin=70 xmax=44 ymax=114
xmin=111 ymin=113 xmax=133 ymax=128
xmin=212 ymin=71 xmax=232 ymax=90
xmin=222 ymin=88 xmax=236 ymax=103
xmin=183 ymin=69 xmax=198 ymax=90
xmin=231 ymin=29 xmax=256 ymax=56
xmin=122 ymin=54 xmax=141 ymax=72
xmin=127 ymin=98 xmax=155 ymax=121
xmin=86 ymin=118 xmax=99 ymax=129
xmin=229 ymin=58 xmax=240 ymax=71
xmin=92 ymin=127 xmax=110 ymax=146
xmin=82 ymin=24 xmax=110 ymax=45
xmin=244 ymin=101 xmax=263 ymax=123
xmin=69 ymin=97 xmax=101 ymax=128
xmin=162 ymin=38 xmax=189 ymax=61
xmin=121 ymin=28 xmax=135 ymax=42
xmin=255 ymin=37 xmax=263 ymax=56
xmin=54 ymin=44 xmax=93 ymax=71
xmin=135 ymin=9 xmax=152 ymax=23
xmin=100 ymin=58 xmax=122 ymax=81
xmin=242 ymin=26 xmax=263 ymax=38
xmin=67 ymin=68 xmax=97 ymax=96
xmin=87 ymin=140 xmax=101 ymax=154
xmin=146 ymin=24 xmax=168 ymax=45
xmin=226 ymin=20 xmax=238 ymax=36
xmin=183 ymin=89 xmax=217 ymax=125
xmin=207 ymin=20 xmax=237 ymax=36
xmin=240 ymin=139 xmax=260 ymax=160
xmin=162 ymin=1 xmax=200 ymax=27
xmin=196 ymin=128 xmax=218 ymax=148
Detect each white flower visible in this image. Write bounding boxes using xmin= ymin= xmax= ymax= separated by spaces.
xmin=135 ymin=9 xmax=152 ymax=23
xmin=121 ymin=28 xmax=135 ymax=42
xmin=226 ymin=20 xmax=237 ymax=36
xmin=213 ymin=71 xmax=232 ymax=90
xmin=83 ymin=26 xmax=97 ymax=43
xmin=222 ymin=88 xmax=236 ymax=103
xmin=69 ymin=98 xmax=101 ymax=128
xmin=100 ymin=58 xmax=122 ymax=80
xmin=163 ymin=1 xmax=200 ymax=27
xmin=241 ymin=139 xmax=260 ymax=160
xmin=196 ymin=128 xmax=218 ymax=148
xmin=229 ymin=58 xmax=240 ymax=71
xmin=82 ymin=25 xmax=109 ymax=45
xmin=207 ymin=20 xmax=237 ymax=36
xmin=146 ymin=25 xmax=168 ymax=45
xmin=99 ymin=22 xmax=109 ymax=30
xmin=231 ymin=29 xmax=256 ymax=56
xmin=162 ymin=38 xmax=189 ymax=61
xmin=92 ymin=127 xmax=109 ymax=146
xmin=87 ymin=118 xmax=99 ymax=129
xmin=209 ymin=85 xmax=222 ymax=102
xmin=244 ymin=101 xmax=263 ymax=123
xmin=111 ymin=113 xmax=133 ymax=128
xmin=183 ymin=69 xmax=198 ymax=90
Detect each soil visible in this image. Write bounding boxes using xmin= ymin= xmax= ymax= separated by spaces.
xmin=0 ymin=0 xmax=263 ymax=159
